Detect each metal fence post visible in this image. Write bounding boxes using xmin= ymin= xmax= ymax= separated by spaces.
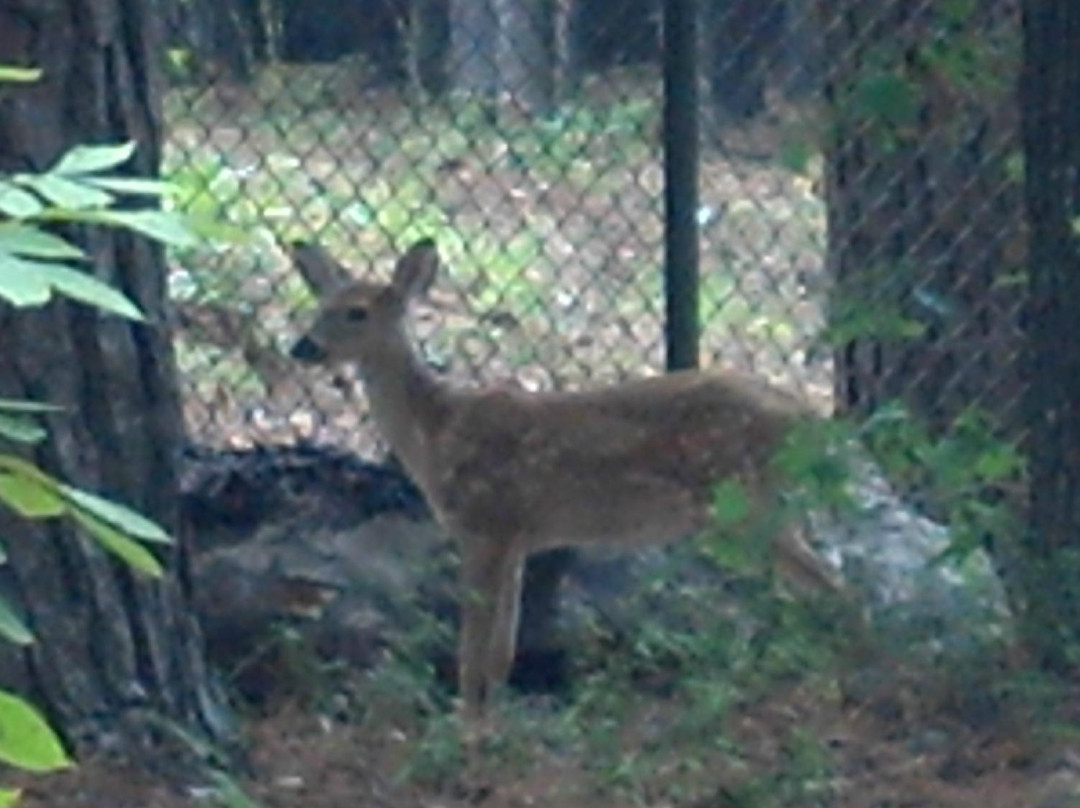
xmin=663 ymin=0 xmax=701 ymax=371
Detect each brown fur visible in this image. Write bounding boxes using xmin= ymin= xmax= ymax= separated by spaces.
xmin=289 ymin=239 xmax=842 ymax=729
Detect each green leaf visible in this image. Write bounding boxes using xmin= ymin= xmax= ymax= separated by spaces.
xmin=700 ymin=526 xmax=768 ymax=578
xmin=973 ymin=444 xmax=1024 ymax=481
xmin=32 ymin=263 xmax=145 ymax=321
xmin=51 ymin=142 xmax=135 ymax=176
xmin=0 ymin=689 xmax=72 ymax=772
xmin=712 ymin=479 xmax=751 ymax=527
xmin=0 ymin=536 xmax=7 ymax=564
xmin=857 ymin=72 xmax=920 ymax=129
xmin=0 ymin=786 xmax=22 ymax=808
xmin=0 ymin=252 xmax=145 ymax=319
xmin=71 ymin=511 xmax=164 ymax=577
xmin=0 ymin=65 xmax=43 ymax=83
xmin=939 ymin=0 xmax=975 ymax=26
xmin=0 ymin=693 xmax=70 ymax=774
xmin=85 ymin=209 xmax=200 ymax=248
xmin=778 ymin=138 xmax=817 ymax=175
xmin=183 ymin=215 xmax=249 ymax=245
xmin=0 ymin=181 xmax=44 ymax=218
xmin=0 ymin=251 xmax=144 ymax=320
xmin=61 ymin=485 xmax=171 ymax=544
xmin=206 ymin=770 xmax=261 ymax=808
xmin=0 ymin=414 xmax=46 ymax=444
xmin=822 ymin=296 xmax=927 ymax=344
xmin=0 ymin=253 xmax=53 ymax=306
xmin=0 ymin=595 xmax=33 ymax=646
xmin=82 ymin=177 xmax=175 ymax=197
xmin=0 ymin=473 xmax=65 ymax=519
xmin=0 ymin=399 xmax=62 ymax=414
xmin=0 ymin=456 xmax=54 ymax=484
xmin=0 ymin=224 xmax=85 ymax=260
xmin=14 ymin=174 xmax=113 ymax=210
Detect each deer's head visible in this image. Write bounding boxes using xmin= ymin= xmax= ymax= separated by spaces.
xmin=289 ymin=238 xmax=439 ymax=366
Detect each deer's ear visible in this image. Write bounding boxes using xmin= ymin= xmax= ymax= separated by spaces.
xmin=285 ymin=240 xmax=352 ymax=298
xmin=391 ymin=238 xmax=439 ymax=299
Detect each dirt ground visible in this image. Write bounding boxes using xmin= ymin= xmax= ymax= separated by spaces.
xmin=16 ymin=678 xmax=1080 ymax=808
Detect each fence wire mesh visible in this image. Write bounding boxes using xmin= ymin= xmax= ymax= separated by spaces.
xmin=160 ymin=0 xmax=1023 ymax=480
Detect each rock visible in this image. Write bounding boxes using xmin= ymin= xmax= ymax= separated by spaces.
xmin=810 ymin=456 xmax=1012 ymax=655
xmin=180 ymin=443 xmax=572 ymax=704
xmin=1036 ymin=770 xmax=1080 ymax=808
xmin=181 ymin=443 xmax=1013 ymax=707
xmin=180 ymin=443 xmax=430 ymax=552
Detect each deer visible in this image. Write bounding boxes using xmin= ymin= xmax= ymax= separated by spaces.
xmin=288 ymin=238 xmax=846 ymax=737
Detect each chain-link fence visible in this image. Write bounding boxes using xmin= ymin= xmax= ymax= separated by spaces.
xmin=160 ymin=0 xmax=1022 ymax=482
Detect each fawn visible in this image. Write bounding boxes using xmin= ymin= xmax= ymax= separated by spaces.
xmin=289 ymin=238 xmax=843 ymax=731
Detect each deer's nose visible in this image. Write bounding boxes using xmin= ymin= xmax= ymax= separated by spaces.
xmin=290 ymin=336 xmax=327 ymax=363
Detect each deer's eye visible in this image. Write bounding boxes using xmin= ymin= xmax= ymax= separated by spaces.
xmin=344 ymin=306 xmax=367 ymax=323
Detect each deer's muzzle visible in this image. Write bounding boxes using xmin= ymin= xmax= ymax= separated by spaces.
xmin=290 ymin=336 xmax=327 ymax=363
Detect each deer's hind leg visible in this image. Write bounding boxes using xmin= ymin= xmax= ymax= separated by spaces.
xmin=485 ymin=547 xmax=526 ymax=696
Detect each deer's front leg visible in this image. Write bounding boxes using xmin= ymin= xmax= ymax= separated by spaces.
xmin=458 ymin=539 xmax=507 ymax=730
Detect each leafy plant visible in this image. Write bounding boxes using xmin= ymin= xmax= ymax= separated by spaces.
xmin=0 ymin=79 xmax=204 ymax=800
xmin=0 ymin=138 xmax=194 ymax=580
xmin=0 ymin=140 xmax=195 ymax=315
xmin=0 ymin=67 xmax=42 ymax=84
xmin=859 ymin=402 xmax=1024 ymax=563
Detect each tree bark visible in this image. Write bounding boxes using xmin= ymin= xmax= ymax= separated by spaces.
xmin=1018 ymin=0 xmax=1080 ymax=671
xmin=0 ymin=0 xmax=228 ymax=760
xmin=817 ymin=0 xmax=1029 ymax=619
xmin=451 ymin=0 xmax=501 ymax=95
xmin=450 ymin=0 xmax=559 ymax=115
xmin=410 ymin=0 xmax=451 ymax=95
xmin=704 ymin=0 xmax=783 ymax=120
xmin=496 ymin=0 xmax=556 ymax=115
xmin=165 ymin=0 xmax=265 ymax=81
xmin=819 ymin=0 xmax=1025 ymax=446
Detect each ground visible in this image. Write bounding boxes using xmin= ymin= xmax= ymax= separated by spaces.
xmin=16 ymin=669 xmax=1080 ymax=808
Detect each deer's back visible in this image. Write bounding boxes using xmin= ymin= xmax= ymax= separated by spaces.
xmin=419 ymin=370 xmax=814 ymax=551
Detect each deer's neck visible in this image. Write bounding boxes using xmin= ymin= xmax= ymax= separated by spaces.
xmin=357 ymin=331 xmax=448 ymax=487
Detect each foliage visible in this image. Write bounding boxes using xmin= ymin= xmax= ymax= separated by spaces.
xmin=0 ymin=691 xmax=70 ymax=773
xmin=0 ymin=140 xmax=196 ymax=316
xmin=0 ymin=139 xmax=196 ymax=582
xmin=336 ymin=527 xmax=847 ymax=805
xmin=0 ymin=67 xmax=41 ymax=84
xmin=0 ymin=114 xmax=202 ymax=799
xmin=858 ymin=403 xmax=1024 ymax=563
xmin=702 ymin=399 xmax=1022 ymax=601
xmin=829 ymin=0 xmax=1019 ymax=149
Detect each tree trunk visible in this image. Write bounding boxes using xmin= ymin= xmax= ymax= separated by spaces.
xmin=780 ymin=0 xmax=821 ymax=97
xmin=570 ymin=0 xmax=658 ymax=72
xmin=1018 ymin=0 xmax=1080 ymax=671
xmin=705 ymin=0 xmax=783 ymax=120
xmin=496 ymin=0 xmax=556 ymax=114
xmin=410 ymin=0 xmax=451 ymax=95
xmin=0 ymin=0 xmax=228 ymax=760
xmin=817 ymin=0 xmax=1029 ymax=619
xmin=165 ymin=0 xmax=264 ymax=81
xmin=451 ymin=0 xmax=501 ymax=95
xmin=450 ymin=0 xmax=559 ymax=114
xmin=820 ymin=0 xmax=1024 ymax=446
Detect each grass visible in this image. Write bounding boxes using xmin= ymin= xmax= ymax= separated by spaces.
xmin=309 ymin=556 xmax=1037 ymax=808
xmin=288 ymin=537 xmax=857 ymax=807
